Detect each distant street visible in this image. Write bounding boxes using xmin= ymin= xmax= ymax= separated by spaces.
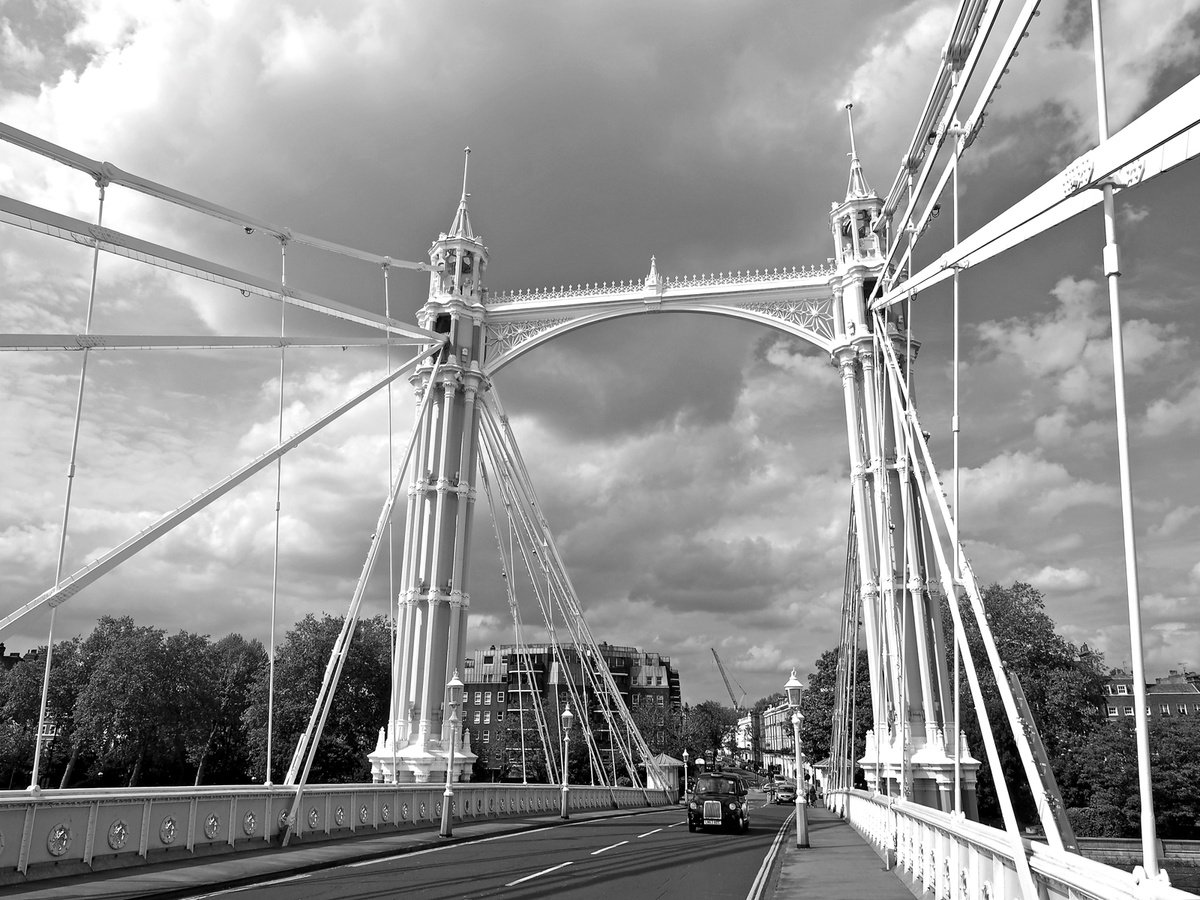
xmin=185 ymin=796 xmax=795 ymax=900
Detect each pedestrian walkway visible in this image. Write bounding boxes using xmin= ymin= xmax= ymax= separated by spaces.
xmin=772 ymin=804 xmax=915 ymax=900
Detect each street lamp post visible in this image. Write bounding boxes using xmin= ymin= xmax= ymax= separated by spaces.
xmin=785 ymin=669 xmax=809 ymax=849
xmin=439 ymin=670 xmax=464 ymax=838
xmin=682 ymin=749 xmax=689 ymax=803
xmin=560 ymin=705 xmax=574 ymax=819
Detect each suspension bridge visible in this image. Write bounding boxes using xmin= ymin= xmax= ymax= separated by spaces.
xmin=2 ymin=1 xmax=1199 ymax=897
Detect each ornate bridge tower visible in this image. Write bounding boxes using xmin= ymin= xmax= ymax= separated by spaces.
xmin=370 ymin=153 xmax=485 ymax=782
xmin=829 ymin=113 xmax=978 ymax=813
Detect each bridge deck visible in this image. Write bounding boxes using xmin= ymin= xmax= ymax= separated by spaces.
xmin=0 ymin=802 xmax=915 ymax=900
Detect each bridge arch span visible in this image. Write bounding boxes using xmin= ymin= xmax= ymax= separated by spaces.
xmin=483 ymin=294 xmax=838 ymax=375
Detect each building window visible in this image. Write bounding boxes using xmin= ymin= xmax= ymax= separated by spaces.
xmin=474 ymin=691 xmax=482 ymax=705
xmin=473 ymin=711 xmax=481 ymax=724
xmin=1116 ymin=684 xmax=1128 ymax=695
xmin=484 ymin=711 xmax=491 ymax=724
xmin=657 ymin=696 xmax=664 ymax=706
xmin=1124 ymin=707 xmax=1134 ymax=716
xmin=1107 ymin=706 xmax=1119 ymax=716
xmin=1161 ymin=704 xmax=1171 ymax=716
xmin=631 ymin=695 xmax=638 ymax=707
xmin=497 ymin=691 xmax=505 ymax=704
xmin=484 ymin=691 xmax=492 ymax=705
xmin=483 ymin=731 xmax=490 ymax=743
xmin=1180 ymin=704 xmax=1189 ymax=715
xmin=656 ymin=676 xmax=663 ymax=686
xmin=1195 ymin=704 xmax=1200 ymax=715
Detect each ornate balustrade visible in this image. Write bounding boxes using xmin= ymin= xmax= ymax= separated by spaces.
xmin=827 ymin=789 xmax=1196 ymax=900
xmin=485 ymin=263 xmax=836 ymax=305
xmin=0 ymin=783 xmax=668 ymax=885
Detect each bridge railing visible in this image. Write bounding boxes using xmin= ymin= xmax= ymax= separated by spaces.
xmin=0 ymin=783 xmax=669 ymax=885
xmin=827 ymin=789 xmax=1196 ymax=900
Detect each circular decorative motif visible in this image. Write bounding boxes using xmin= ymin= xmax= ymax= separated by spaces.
xmin=279 ymin=809 xmax=291 ymax=830
xmin=401 ymin=803 xmax=409 ymax=820
xmin=47 ymin=823 xmax=72 ymax=857
xmin=435 ymin=800 xmax=443 ymax=816
xmin=107 ymin=819 xmax=129 ymax=851
xmin=359 ymin=804 xmax=369 ymax=824
xmin=519 ymin=798 xmax=526 ymax=811
xmin=203 ymin=813 xmax=220 ymax=840
xmin=334 ymin=806 xmax=345 ymax=826
xmin=476 ymin=797 xmax=482 ymax=812
xmin=381 ymin=803 xmax=390 ymax=823
xmin=489 ymin=798 xmax=495 ymax=812
xmin=419 ymin=802 xmax=427 ymax=818
xmin=243 ymin=811 xmax=257 ymax=836
xmin=307 ymin=808 xmax=319 ymax=829
xmin=159 ymin=817 xmax=177 ymax=846
xmin=499 ymin=798 xmax=506 ymax=812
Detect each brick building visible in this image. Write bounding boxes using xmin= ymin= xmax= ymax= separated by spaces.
xmin=1102 ymin=668 xmax=1200 ymax=720
xmin=461 ymin=642 xmax=681 ymax=780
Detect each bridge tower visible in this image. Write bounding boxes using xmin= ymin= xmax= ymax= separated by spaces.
xmin=370 ymin=151 xmax=485 ymax=783
xmin=828 ymin=108 xmax=979 ymax=814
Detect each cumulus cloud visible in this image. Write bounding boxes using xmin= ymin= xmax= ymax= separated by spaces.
xmin=975 ymin=276 xmax=1186 ymax=409
xmin=1024 ymin=565 xmax=1096 ymax=593
xmin=2 ymin=0 xmax=1199 ymax=706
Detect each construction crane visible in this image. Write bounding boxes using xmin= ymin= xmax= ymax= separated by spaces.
xmin=711 ymin=648 xmax=748 ymax=710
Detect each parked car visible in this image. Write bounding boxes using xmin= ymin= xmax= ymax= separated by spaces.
xmin=686 ymin=774 xmax=750 ymax=833
xmin=775 ymin=783 xmax=797 ymax=804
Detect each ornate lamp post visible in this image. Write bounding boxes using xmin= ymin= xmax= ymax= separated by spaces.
xmin=439 ymin=670 xmax=464 ymax=838
xmin=682 ymin=748 xmax=689 ymax=802
xmin=785 ymin=668 xmax=809 ymax=849
xmin=560 ymin=705 xmax=574 ymax=819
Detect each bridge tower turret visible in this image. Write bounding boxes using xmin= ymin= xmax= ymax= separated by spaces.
xmin=828 ymin=106 xmax=979 ymax=815
xmin=370 ymin=150 xmax=484 ymax=783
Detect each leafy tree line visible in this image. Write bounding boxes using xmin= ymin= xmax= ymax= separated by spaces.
xmin=777 ymin=581 xmax=1199 ymax=839
xmin=0 ymin=613 xmax=392 ymax=789
xmin=949 ymin=582 xmax=1200 ymax=839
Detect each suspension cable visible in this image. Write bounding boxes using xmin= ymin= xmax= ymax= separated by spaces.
xmin=265 ymin=237 xmax=287 ymax=786
xmin=30 ymin=177 xmax=107 ymax=791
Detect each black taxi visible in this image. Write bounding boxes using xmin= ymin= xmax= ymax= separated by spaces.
xmin=686 ymin=773 xmax=750 ymax=833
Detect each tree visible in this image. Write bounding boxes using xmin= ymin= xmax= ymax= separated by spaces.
xmin=73 ymin=617 xmax=174 ymax=786
xmin=799 ymin=646 xmax=872 ymax=771
xmin=1062 ymin=715 xmax=1200 ymax=839
xmin=187 ymin=634 xmax=266 ymax=785
xmin=684 ymin=700 xmax=739 ymax=764
xmin=243 ymin=614 xmax=391 ymax=784
xmin=947 ymin=582 xmax=1108 ymax=827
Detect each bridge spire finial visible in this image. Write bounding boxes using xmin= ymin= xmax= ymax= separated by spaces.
xmin=844 ymin=103 xmax=873 ymax=200
xmin=447 ymin=146 xmax=475 ymax=240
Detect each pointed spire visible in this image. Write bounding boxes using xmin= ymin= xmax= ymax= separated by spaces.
xmin=447 ymin=146 xmax=475 ymax=240
xmin=844 ymin=104 xmax=873 ymax=200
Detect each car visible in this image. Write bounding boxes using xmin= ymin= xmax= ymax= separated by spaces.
xmin=775 ymin=783 xmax=797 ymax=804
xmin=687 ymin=773 xmax=750 ymax=833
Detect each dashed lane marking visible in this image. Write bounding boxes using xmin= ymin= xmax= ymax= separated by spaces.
xmin=506 ymin=861 xmax=574 ymax=886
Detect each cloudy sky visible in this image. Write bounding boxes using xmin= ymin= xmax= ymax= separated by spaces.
xmin=2 ymin=0 xmax=1198 ymax=712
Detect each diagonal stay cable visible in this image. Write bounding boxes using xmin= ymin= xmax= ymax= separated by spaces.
xmin=0 ymin=343 xmax=445 ymax=635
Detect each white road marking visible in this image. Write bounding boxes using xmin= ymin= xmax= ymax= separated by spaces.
xmin=745 ymin=812 xmax=794 ymax=900
xmin=506 ymin=861 xmax=573 ymax=886
xmin=638 ymin=828 xmax=663 ymax=838
xmin=591 ymin=840 xmax=629 ymax=855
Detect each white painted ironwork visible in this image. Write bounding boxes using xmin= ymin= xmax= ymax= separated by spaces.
xmin=830 ymin=790 xmax=1194 ymax=900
